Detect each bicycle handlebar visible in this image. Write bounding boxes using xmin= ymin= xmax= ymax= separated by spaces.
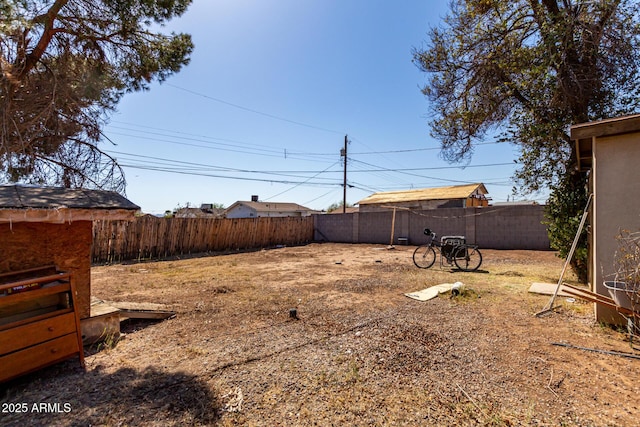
xmin=423 ymin=228 xmax=436 ymax=239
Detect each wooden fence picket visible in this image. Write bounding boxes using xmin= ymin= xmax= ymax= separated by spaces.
xmin=92 ymin=216 xmax=314 ymax=263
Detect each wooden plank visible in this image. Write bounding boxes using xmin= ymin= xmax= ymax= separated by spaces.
xmin=103 ymin=300 xmax=175 ymax=320
xmin=571 ymin=114 xmax=640 ymax=140
xmin=90 ymin=301 xmax=121 ymax=317
xmin=528 ymin=282 xmax=574 ymax=297
xmin=561 ymin=282 xmax=616 ymax=303
xmin=0 ymin=265 xmax=57 ymax=280
xmin=562 ymin=289 xmax=636 ymax=317
xmin=0 ymin=282 xmax=71 ymax=305
xmin=0 ymin=273 xmax=70 ymax=292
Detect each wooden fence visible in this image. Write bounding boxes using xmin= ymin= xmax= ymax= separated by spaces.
xmin=91 ymin=215 xmax=314 ymax=264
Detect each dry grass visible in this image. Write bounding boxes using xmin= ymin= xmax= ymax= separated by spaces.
xmin=1 ymin=243 xmax=638 ymax=426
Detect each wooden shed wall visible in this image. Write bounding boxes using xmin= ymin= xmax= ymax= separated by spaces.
xmin=0 ymin=221 xmax=92 ymax=319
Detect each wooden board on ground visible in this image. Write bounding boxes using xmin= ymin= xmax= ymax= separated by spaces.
xmin=103 ymin=300 xmax=175 ymax=320
xmin=528 ymin=282 xmax=578 ymax=297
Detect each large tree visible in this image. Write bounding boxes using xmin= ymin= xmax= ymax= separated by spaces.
xmin=414 ymin=0 xmax=640 ymax=280
xmin=0 ymin=0 xmax=194 ymax=192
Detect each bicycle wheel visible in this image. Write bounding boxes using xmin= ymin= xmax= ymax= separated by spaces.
xmin=413 ymin=245 xmax=436 ymax=268
xmin=453 ymin=245 xmax=482 ymax=271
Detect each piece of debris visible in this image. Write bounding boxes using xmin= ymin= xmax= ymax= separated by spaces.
xmin=405 ymin=284 xmax=455 ymax=301
xmin=222 ymin=387 xmax=244 ymax=412
xmin=552 ymin=342 xmax=640 ymax=360
xmin=451 ymin=281 xmax=464 ymax=297
xmin=289 ymin=308 xmax=298 ymax=320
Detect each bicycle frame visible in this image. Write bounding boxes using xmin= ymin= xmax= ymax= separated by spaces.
xmin=422 ymin=229 xmax=456 ymax=267
xmin=413 ymin=228 xmax=483 ymax=271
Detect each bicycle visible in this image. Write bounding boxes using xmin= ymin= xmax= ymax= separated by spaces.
xmin=412 ymin=228 xmax=483 ymax=271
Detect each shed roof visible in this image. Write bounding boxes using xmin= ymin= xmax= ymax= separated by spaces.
xmin=572 ymin=114 xmax=640 ymax=172
xmin=0 ymin=185 xmax=139 ymax=223
xmin=0 ymin=185 xmax=139 ymax=209
xmin=358 ymin=183 xmax=488 ymax=206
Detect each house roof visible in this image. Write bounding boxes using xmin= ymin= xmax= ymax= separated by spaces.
xmin=0 ymin=185 xmax=139 ymax=223
xmin=358 ymin=183 xmax=488 ymax=206
xmin=227 ymin=201 xmax=315 ymax=213
xmin=329 ymin=206 xmax=359 ymax=214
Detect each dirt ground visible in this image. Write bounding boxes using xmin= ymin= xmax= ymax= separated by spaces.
xmin=1 ymin=243 xmax=638 ymax=426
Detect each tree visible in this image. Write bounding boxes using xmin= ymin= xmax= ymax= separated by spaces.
xmin=326 ymin=200 xmax=354 ymax=213
xmin=1 ymin=0 xmax=194 ymax=192
xmin=413 ymin=0 xmax=640 ymax=281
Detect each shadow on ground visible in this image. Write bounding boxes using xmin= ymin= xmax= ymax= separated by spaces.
xmin=1 ymin=362 xmax=220 ymax=426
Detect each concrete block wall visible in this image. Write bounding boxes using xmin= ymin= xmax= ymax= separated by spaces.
xmin=314 ymin=205 xmax=550 ymax=250
xmin=357 ymin=211 xmax=398 ymax=244
xmin=475 ymin=205 xmax=550 ymax=250
xmin=407 ymin=209 xmax=468 ymax=245
xmin=314 ymin=213 xmax=355 ymax=242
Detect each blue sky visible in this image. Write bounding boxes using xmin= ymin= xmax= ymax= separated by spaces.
xmin=103 ymin=0 xmax=546 ymax=215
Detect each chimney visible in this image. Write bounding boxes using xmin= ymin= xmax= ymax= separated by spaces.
xmin=251 ymin=195 xmax=259 ymax=202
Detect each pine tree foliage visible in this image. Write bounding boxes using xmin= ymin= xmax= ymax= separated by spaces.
xmin=0 ymin=0 xmax=194 ymax=192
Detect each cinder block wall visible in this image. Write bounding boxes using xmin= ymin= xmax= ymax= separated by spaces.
xmin=314 ymin=205 xmax=550 ymax=250
xmin=314 ymin=213 xmax=355 ymax=242
xmin=475 ymin=205 xmax=550 ymax=249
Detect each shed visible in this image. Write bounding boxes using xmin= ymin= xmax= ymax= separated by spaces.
xmin=0 ymin=185 xmax=139 ymax=322
xmin=357 ymin=183 xmax=489 ymax=213
xmin=225 ymin=201 xmax=317 ymax=218
xmin=572 ymin=114 xmax=640 ymax=324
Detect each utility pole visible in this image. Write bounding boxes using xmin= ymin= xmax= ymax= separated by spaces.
xmin=341 ymin=135 xmax=348 ymax=213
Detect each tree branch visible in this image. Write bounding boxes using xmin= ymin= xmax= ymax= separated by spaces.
xmin=20 ymin=0 xmax=69 ymax=79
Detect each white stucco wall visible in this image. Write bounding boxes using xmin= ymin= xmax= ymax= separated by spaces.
xmin=225 ymin=205 xmax=257 ymax=219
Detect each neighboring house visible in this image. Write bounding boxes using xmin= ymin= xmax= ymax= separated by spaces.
xmin=224 ymin=201 xmax=317 ymax=218
xmin=572 ymin=114 xmax=640 ymax=324
xmin=174 ymin=204 xmax=225 ymax=218
xmin=357 ymin=183 xmax=489 ymax=213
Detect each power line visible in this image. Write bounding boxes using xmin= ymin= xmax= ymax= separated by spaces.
xmin=165 ymin=83 xmax=345 ymax=135
xmin=263 ymin=162 xmax=341 ymax=201
xmin=106 ymin=150 xmax=343 ymax=177
xmin=108 ymin=120 xmax=506 ymax=158
xmin=110 ymin=120 xmax=280 ymax=152
xmin=118 ymin=163 xmax=343 ymax=187
xmin=348 ymin=140 xmax=503 ymax=155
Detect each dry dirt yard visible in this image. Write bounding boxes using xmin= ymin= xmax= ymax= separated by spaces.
xmin=1 ymin=243 xmax=638 ymax=426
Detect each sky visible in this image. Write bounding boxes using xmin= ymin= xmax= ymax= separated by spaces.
xmin=102 ymin=0 xmax=548 ymax=215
